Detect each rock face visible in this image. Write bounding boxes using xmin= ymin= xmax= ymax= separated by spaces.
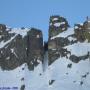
xmin=26 ymin=28 xmax=44 ymax=70
xmin=48 ymin=16 xmax=90 ymax=65
xmin=0 ymin=34 xmax=27 ymax=70
xmin=0 ymin=25 xmax=43 ymax=70
xmin=48 ymin=16 xmax=70 ymax=65
xmin=49 ymin=15 xmax=69 ymax=38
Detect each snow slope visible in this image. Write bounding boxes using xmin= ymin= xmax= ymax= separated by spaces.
xmin=0 ymin=57 xmax=90 ymax=90
xmin=0 ymin=63 xmax=49 ymax=90
xmin=48 ymin=58 xmax=90 ymax=90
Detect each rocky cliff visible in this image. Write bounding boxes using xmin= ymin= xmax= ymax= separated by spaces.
xmin=48 ymin=15 xmax=90 ymax=64
xmin=0 ymin=25 xmax=44 ymax=70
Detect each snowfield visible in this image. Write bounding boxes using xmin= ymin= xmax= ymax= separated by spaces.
xmin=0 ymin=63 xmax=49 ymax=90
xmin=64 ymin=42 xmax=90 ymax=56
xmin=0 ymin=57 xmax=90 ymax=90
xmin=48 ymin=58 xmax=90 ymax=90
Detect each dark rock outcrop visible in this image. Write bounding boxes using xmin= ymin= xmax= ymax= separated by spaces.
xmin=26 ymin=28 xmax=44 ymax=70
xmin=48 ymin=16 xmax=90 ymax=65
xmin=0 ymin=24 xmax=6 ymax=30
xmin=69 ymin=52 xmax=89 ymax=63
xmin=49 ymin=15 xmax=69 ymax=38
xmin=0 ymin=26 xmax=44 ymax=70
xmin=0 ymin=34 xmax=27 ymax=70
xmin=48 ymin=37 xmax=71 ymax=65
xmin=20 ymin=85 xmax=25 ymax=90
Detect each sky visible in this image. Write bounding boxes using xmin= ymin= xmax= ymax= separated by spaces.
xmin=0 ymin=0 xmax=90 ymax=41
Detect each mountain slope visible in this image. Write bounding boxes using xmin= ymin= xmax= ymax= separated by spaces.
xmin=0 ymin=16 xmax=90 ymax=90
xmin=48 ymin=16 xmax=90 ymax=90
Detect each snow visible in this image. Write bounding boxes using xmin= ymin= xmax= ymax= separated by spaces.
xmin=0 ymin=58 xmax=90 ymax=90
xmin=74 ymin=26 xmax=78 ymax=29
xmin=36 ymin=35 xmax=40 ymax=38
xmin=47 ymin=26 xmax=90 ymax=90
xmin=54 ymin=22 xmax=61 ymax=27
xmin=54 ymin=22 xmax=65 ymax=27
xmin=0 ymin=27 xmax=30 ymax=49
xmin=0 ymin=63 xmax=45 ymax=90
xmin=52 ymin=18 xmax=58 ymax=21
xmin=0 ymin=35 xmax=17 ymax=49
xmin=11 ymin=48 xmax=18 ymax=58
xmin=25 ymin=63 xmax=49 ymax=90
xmin=50 ymin=23 xmax=52 ymax=26
xmin=51 ymin=28 xmax=74 ymax=39
xmin=9 ymin=28 xmax=30 ymax=38
xmin=11 ymin=48 xmax=14 ymax=53
xmin=88 ymin=20 xmax=90 ymax=23
xmin=0 ymin=64 xmax=26 ymax=90
xmin=0 ymin=52 xmax=90 ymax=90
xmin=6 ymin=57 xmax=10 ymax=60
xmin=78 ymin=23 xmax=83 ymax=26
xmin=0 ymin=61 xmax=49 ymax=90
xmin=64 ymin=42 xmax=90 ymax=56
xmin=68 ymin=37 xmax=76 ymax=41
xmin=62 ymin=27 xmax=66 ymax=31
xmin=48 ymin=57 xmax=90 ymax=90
